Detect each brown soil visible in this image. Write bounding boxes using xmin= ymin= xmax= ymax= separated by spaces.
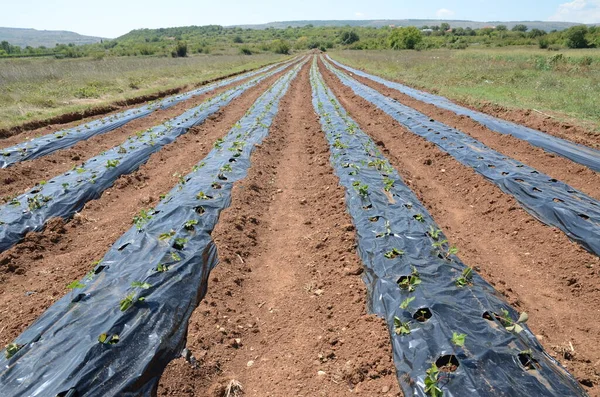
xmin=0 ymin=64 xmax=294 ymax=347
xmin=0 ymin=64 xmax=277 ymax=139
xmin=0 ymin=67 xmax=284 ymax=202
xmin=343 ymin=69 xmax=600 ymax=201
xmin=158 ymin=62 xmax=401 ymax=396
xmin=320 ymin=60 xmax=600 ymax=395
xmin=333 ymin=60 xmax=600 ymax=149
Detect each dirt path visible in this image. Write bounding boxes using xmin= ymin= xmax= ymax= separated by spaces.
xmin=319 ymin=60 xmax=600 ymax=395
xmin=342 ymin=68 xmax=600 ymax=201
xmin=0 ymin=70 xmax=286 ymax=201
xmin=158 ymin=62 xmax=400 ymax=396
xmin=0 ymin=67 xmax=292 ymax=348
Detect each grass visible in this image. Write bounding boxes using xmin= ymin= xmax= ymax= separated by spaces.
xmin=330 ymin=47 xmax=600 ymax=132
xmin=0 ymin=53 xmax=288 ymax=130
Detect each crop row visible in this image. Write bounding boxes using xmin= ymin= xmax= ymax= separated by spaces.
xmin=310 ymin=56 xmax=586 ymax=397
xmin=0 ymin=58 xmax=291 ymax=169
xmin=0 ymin=60 xmax=305 ymax=397
xmin=0 ymin=58 xmax=300 ymax=253
xmin=327 ymin=56 xmax=600 ymax=173
xmin=322 ymin=57 xmax=600 ymax=258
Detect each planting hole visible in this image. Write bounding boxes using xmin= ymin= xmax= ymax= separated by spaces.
xmin=362 ymin=204 xmax=373 ymax=210
xmin=71 ymin=294 xmax=86 ymax=303
xmin=477 ymin=156 xmax=484 ymax=160
xmin=369 ymin=216 xmax=380 ymax=222
xmin=518 ymin=352 xmax=539 ymax=371
xmin=514 ymin=178 xmax=524 ymax=183
xmin=118 ymin=243 xmax=130 ymax=252
xmin=229 ymin=158 xmax=236 ymax=163
xmin=549 ymin=178 xmax=558 ymax=183
xmin=532 ymin=187 xmax=542 ymax=192
xmin=413 ymin=308 xmax=432 ymax=322
xmin=436 ymin=355 xmax=459 ymax=373
xmin=487 ymin=164 xmax=495 ymax=168
xmin=56 ymin=388 xmax=77 ymax=397
xmin=218 ymin=173 xmax=227 ymax=181
xmin=530 ymin=170 xmax=539 ymax=174
xmin=212 ymin=182 xmax=222 ymax=189
xmin=579 ymin=213 xmax=590 ymax=220
xmin=553 ymin=198 xmax=564 ymax=203
xmin=94 ymin=265 xmax=107 ymax=275
xmin=502 ymin=172 xmax=509 ymax=176
xmin=194 ymin=206 xmax=205 ymax=215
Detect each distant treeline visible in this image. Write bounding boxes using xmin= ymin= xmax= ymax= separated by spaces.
xmin=2 ymin=23 xmax=600 ymax=59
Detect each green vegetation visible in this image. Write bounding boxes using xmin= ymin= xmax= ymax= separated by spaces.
xmin=331 ymin=48 xmax=600 ymax=132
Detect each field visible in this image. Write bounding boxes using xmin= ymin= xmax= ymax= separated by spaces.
xmin=0 ymin=52 xmax=599 ymax=397
xmin=0 ymin=53 xmax=286 ymax=131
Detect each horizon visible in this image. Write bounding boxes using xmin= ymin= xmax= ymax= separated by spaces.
xmin=1 ymin=0 xmax=599 ymax=38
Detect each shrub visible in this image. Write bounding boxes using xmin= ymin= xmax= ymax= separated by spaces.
xmin=271 ymin=39 xmax=290 ymax=54
xmin=173 ymin=41 xmax=188 ymax=57
xmin=564 ymin=25 xmax=588 ymax=49
xmin=233 ymin=36 xmax=244 ymax=43
xmin=239 ymin=47 xmax=253 ymax=55
xmin=339 ymin=31 xmax=360 ymax=45
xmin=388 ymin=27 xmax=423 ymax=50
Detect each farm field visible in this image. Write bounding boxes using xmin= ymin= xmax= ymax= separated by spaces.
xmin=0 ymin=52 xmax=599 ymax=397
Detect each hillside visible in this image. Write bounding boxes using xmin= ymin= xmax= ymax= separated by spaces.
xmin=232 ymin=19 xmax=583 ymax=31
xmin=0 ymin=27 xmax=105 ymax=47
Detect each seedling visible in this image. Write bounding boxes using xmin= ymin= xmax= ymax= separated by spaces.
xmin=173 ymin=238 xmax=187 ymax=250
xmin=414 ymin=214 xmax=425 ymax=222
xmin=432 ymin=240 xmax=459 ymax=259
xmin=384 ymin=248 xmax=404 ymax=259
xmin=393 ymin=316 xmax=411 ymax=335
xmin=5 ymin=343 xmax=23 ymax=359
xmin=75 ymin=167 xmax=86 ymax=174
xmin=131 ymin=281 xmax=151 ymax=289
xmin=62 ymin=183 xmax=69 ymax=191
xmin=184 ymin=219 xmax=198 ymax=230
xmin=98 ymin=333 xmax=120 ymax=345
xmin=455 ymin=267 xmax=473 ymax=287
xmin=159 ymin=230 xmax=176 ymax=240
xmin=518 ymin=349 xmax=540 ymax=370
xmin=156 ymin=263 xmax=169 ymax=272
xmin=424 ymin=363 xmax=443 ymax=397
xmin=39 ymin=180 xmax=47 ymax=186
xmin=170 ymin=252 xmax=182 ymax=262
xmin=133 ymin=209 xmax=153 ymax=230
xmin=428 ymin=225 xmax=442 ymax=240
xmin=383 ymin=177 xmax=394 ymax=192
xmin=214 ymin=138 xmax=225 ymax=149
xmin=400 ymin=296 xmax=415 ymax=310
xmin=118 ymin=146 xmax=127 ymax=154
xmin=119 ymin=293 xmax=136 ymax=311
xmin=220 ymin=164 xmax=232 ymax=173
xmin=333 ymin=138 xmax=348 ymax=149
xmin=356 ymin=183 xmax=369 ymax=197
xmin=501 ymin=309 xmax=528 ymax=333
xmin=398 ymin=267 xmax=422 ymax=292
xmin=67 ymin=280 xmax=85 ymax=290
xmin=173 ymin=172 xmax=186 ymax=186
xmin=27 ymin=194 xmax=51 ymax=211
xmin=451 ymin=332 xmax=466 ymax=347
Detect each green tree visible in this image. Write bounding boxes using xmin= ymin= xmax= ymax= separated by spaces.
xmin=496 ymin=25 xmax=508 ymax=31
xmin=440 ymin=22 xmax=451 ymax=32
xmin=528 ymin=29 xmax=546 ymax=38
xmin=512 ymin=24 xmax=528 ymax=32
xmin=564 ymin=25 xmax=589 ymax=48
xmin=339 ymin=31 xmax=360 ymax=45
xmin=388 ymin=27 xmax=423 ymax=50
xmin=271 ymin=39 xmax=290 ymax=54
xmin=233 ymin=35 xmax=244 ymax=43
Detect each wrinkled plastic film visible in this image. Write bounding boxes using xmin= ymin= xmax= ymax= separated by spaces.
xmin=310 ymin=56 xmax=587 ymax=397
xmin=0 ymin=60 xmax=306 ymax=397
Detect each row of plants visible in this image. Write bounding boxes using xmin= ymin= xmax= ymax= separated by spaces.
xmin=0 ymin=60 xmax=305 ymax=396
xmin=322 ymin=56 xmax=600 ymax=259
xmin=0 ymin=58 xmax=291 ymax=169
xmin=309 ymin=56 xmax=586 ymax=396
xmin=0 ymin=59 xmax=300 ymax=253
xmin=326 ymin=56 xmax=600 ymax=173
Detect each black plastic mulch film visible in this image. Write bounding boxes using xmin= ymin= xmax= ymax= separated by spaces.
xmin=309 ymin=57 xmax=587 ymax=396
xmin=0 ymin=59 xmax=306 ymax=397
xmin=0 ymin=59 xmax=290 ymax=169
xmin=0 ymin=58 xmax=300 ymax=253
xmin=326 ymin=55 xmax=600 ymax=173
xmin=321 ymin=56 xmax=600 ymax=259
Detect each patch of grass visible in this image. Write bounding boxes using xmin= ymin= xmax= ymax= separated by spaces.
xmin=0 ymin=53 xmax=287 ymax=130
xmin=331 ymin=47 xmax=600 ymax=133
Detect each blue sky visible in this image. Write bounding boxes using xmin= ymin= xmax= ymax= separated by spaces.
xmin=1 ymin=0 xmax=599 ymax=38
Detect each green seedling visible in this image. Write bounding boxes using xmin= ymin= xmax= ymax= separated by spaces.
xmin=62 ymin=183 xmax=69 ymax=191
xmin=118 ymin=146 xmax=127 ymax=154
xmin=428 ymin=225 xmax=442 ymax=240
xmin=98 ymin=333 xmax=120 ymax=344
xmin=333 ymin=138 xmax=348 ymax=149
xmin=451 ymin=332 xmax=466 ymax=347
xmin=106 ymin=159 xmax=119 ymax=168
xmin=184 ymin=219 xmax=198 ymax=230
xmin=384 ymin=248 xmax=404 ymax=259
xmin=133 ymin=209 xmax=153 ymax=230
xmin=156 ymin=263 xmax=169 ymax=272
xmin=173 ymin=238 xmax=187 ymax=250
xmin=455 ymin=267 xmax=473 ymax=287
xmin=356 ymin=183 xmax=369 ymax=197
xmin=424 ymin=363 xmax=443 ymax=397
xmin=119 ymin=293 xmax=136 ymax=311
xmin=131 ymin=281 xmax=151 ymax=289
xmin=501 ymin=309 xmax=529 ymax=333
xmin=159 ymin=230 xmax=176 ymax=240
xmin=27 ymin=194 xmax=51 ymax=211
xmin=220 ymin=164 xmax=232 ymax=173
xmin=67 ymin=280 xmax=85 ymax=290
xmin=214 ymin=138 xmax=224 ymax=149
xmin=5 ymin=343 xmax=23 ymax=359
xmin=75 ymin=166 xmax=86 ymax=174
xmin=383 ymin=177 xmax=394 ymax=192
xmin=170 ymin=252 xmax=182 ymax=262
xmin=432 ymin=239 xmax=459 ymax=259
xmin=414 ymin=213 xmax=425 ymax=222
xmin=400 ymin=296 xmax=415 ymax=310
xmin=394 ymin=316 xmax=411 ymax=336
xmin=39 ymin=180 xmax=47 ymax=186
xmin=398 ymin=266 xmax=422 ymax=292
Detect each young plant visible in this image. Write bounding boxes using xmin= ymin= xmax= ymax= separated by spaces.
xmin=170 ymin=252 xmax=182 ymax=262
xmin=98 ymin=333 xmax=120 ymax=345
xmin=432 ymin=239 xmax=459 ymax=259
xmin=196 ymin=191 xmax=210 ymax=200
xmin=414 ymin=213 xmax=425 ymax=222
xmin=156 ymin=263 xmax=169 ymax=272
xmin=383 ymin=177 xmax=394 ymax=192
xmin=133 ymin=209 xmax=153 ymax=230
xmin=398 ymin=266 xmax=422 ymax=292
xmin=173 ymin=237 xmax=187 ymax=250
xmin=220 ymin=164 xmax=232 ymax=173
xmin=159 ymin=230 xmax=176 ymax=240
xmin=451 ymin=332 xmax=466 ymax=347
xmin=131 ymin=281 xmax=151 ymax=289
xmin=62 ymin=182 xmax=69 ymax=191
xmin=106 ymin=159 xmax=119 ymax=168
xmin=455 ymin=267 xmax=473 ymax=287
xmin=184 ymin=219 xmax=198 ymax=230
xmin=400 ymin=296 xmax=415 ymax=310
xmin=424 ymin=363 xmax=443 ymax=397
xmin=67 ymin=280 xmax=85 ymax=290
xmin=428 ymin=225 xmax=442 ymax=240
xmin=119 ymin=293 xmax=136 ymax=311
xmin=394 ymin=316 xmax=411 ymax=335
xmin=501 ymin=309 xmax=529 ymax=333
xmin=384 ymin=248 xmax=404 ymax=259
xmin=5 ymin=343 xmax=23 ymax=359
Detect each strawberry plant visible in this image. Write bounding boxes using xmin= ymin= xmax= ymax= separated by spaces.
xmin=98 ymin=333 xmax=119 ymax=345
xmin=170 ymin=252 xmax=182 ymax=261
xmin=384 ymin=248 xmax=404 ymax=259
xmin=133 ymin=209 xmax=153 ymax=230
xmin=451 ymin=332 xmax=466 ymax=347
xmin=184 ymin=219 xmax=198 ymax=230
xmin=455 ymin=267 xmax=473 ymax=287
xmin=383 ymin=177 xmax=394 ymax=191
xmin=424 ymin=363 xmax=443 ymax=397
xmin=400 ymin=296 xmax=415 ymax=310
xmin=67 ymin=280 xmax=85 ymax=290
xmin=156 ymin=263 xmax=169 ymax=272
xmin=398 ymin=267 xmax=422 ymax=292
xmin=394 ymin=316 xmax=411 ymax=335
xmin=159 ymin=230 xmax=176 ymax=240
xmin=414 ymin=214 xmax=425 ymax=222
xmin=173 ymin=238 xmax=187 ymax=250
xmin=196 ymin=191 xmax=211 ymax=200
xmin=119 ymin=293 xmax=136 ymax=311
xmin=131 ymin=281 xmax=151 ymax=289
xmin=501 ymin=310 xmax=528 ymax=333
xmin=5 ymin=343 xmax=23 ymax=359
xmin=106 ymin=159 xmax=119 ymax=168
xmin=428 ymin=225 xmax=442 ymax=240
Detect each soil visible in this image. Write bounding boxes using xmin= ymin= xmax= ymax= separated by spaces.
xmin=320 ymin=59 xmax=600 ymax=395
xmin=2 ymin=54 xmax=600 ymax=397
xmin=158 ymin=61 xmax=400 ymax=396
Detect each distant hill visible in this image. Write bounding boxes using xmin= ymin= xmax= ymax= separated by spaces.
xmin=232 ymin=19 xmax=585 ymax=31
xmin=0 ymin=27 xmax=106 ymax=47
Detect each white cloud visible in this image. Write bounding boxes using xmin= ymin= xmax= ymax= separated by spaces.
xmin=355 ymin=12 xmax=364 ymax=17
xmin=549 ymin=0 xmax=600 ymax=23
xmin=435 ymin=8 xmax=455 ymax=18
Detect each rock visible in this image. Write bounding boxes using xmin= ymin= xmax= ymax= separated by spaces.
xmin=382 ymin=385 xmax=390 ymax=393
xmin=317 ymin=371 xmax=326 ymax=376
xmin=247 ymin=360 xmax=254 ymax=367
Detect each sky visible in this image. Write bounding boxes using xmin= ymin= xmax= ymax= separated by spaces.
xmin=1 ymin=0 xmax=599 ymax=38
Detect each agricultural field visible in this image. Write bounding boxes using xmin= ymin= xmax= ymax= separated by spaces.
xmin=0 ymin=50 xmax=599 ymax=397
